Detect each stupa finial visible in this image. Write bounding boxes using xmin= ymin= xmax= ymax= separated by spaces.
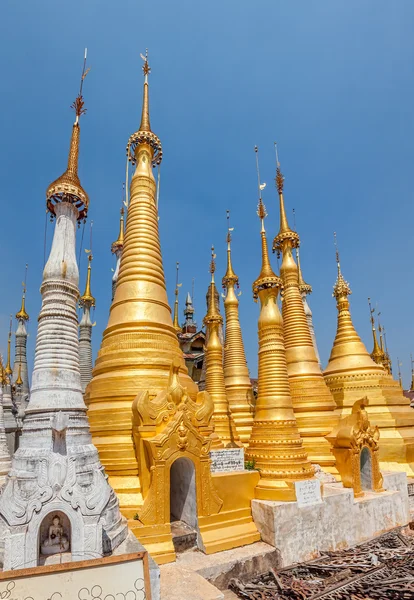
xmin=272 ymin=142 xmax=300 ymax=256
xmin=16 ymin=264 xmax=29 ymax=322
xmin=126 ymin=49 xmax=162 ymax=166
xmin=222 ymin=210 xmax=238 ymax=288
xmin=112 ymin=185 xmax=125 ymax=253
xmin=46 ymin=49 xmax=90 ymax=222
xmin=5 ymin=316 xmax=13 ymax=378
xmin=332 ymin=232 xmax=351 ymax=300
xmin=368 ymin=297 xmax=383 ymax=364
xmin=252 ymin=147 xmax=280 ymax=300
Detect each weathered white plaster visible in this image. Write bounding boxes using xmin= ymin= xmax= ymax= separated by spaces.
xmin=252 ymin=471 xmax=409 ymax=567
xmin=0 ymin=387 xmax=11 ymax=486
xmin=0 ymin=201 xmax=127 ymax=570
xmin=79 ymin=305 xmax=93 ymax=394
xmin=13 ymin=318 xmax=30 ymax=412
xmin=2 ymin=384 xmax=17 ymax=455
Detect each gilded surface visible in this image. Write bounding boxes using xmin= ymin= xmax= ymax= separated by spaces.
xmin=324 ymin=257 xmax=414 ymax=475
xmin=204 ymin=249 xmax=240 ymax=448
xmin=246 ymin=203 xmax=314 ymax=501
xmin=132 ymin=360 xmax=223 ymax=525
xmin=222 ymin=218 xmax=255 ymax=444
xmin=326 ymin=397 xmax=384 ymax=497
xmin=272 ymin=164 xmax=339 ymax=472
xmin=86 ymin=60 xmax=198 ymax=509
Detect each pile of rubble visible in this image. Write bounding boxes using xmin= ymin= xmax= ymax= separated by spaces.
xmin=230 ymin=528 xmax=414 ymax=599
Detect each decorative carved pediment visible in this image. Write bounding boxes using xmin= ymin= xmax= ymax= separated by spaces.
xmin=326 ymin=397 xmax=383 ymax=497
xmin=131 ymin=359 xmax=223 ymax=526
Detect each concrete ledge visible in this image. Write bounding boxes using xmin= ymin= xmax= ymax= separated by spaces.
xmin=160 ymin=565 xmax=224 ymax=600
xmin=176 ymin=541 xmax=279 ymax=590
xmin=252 ymin=471 xmax=409 ymax=567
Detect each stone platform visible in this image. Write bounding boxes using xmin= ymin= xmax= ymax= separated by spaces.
xmin=252 ymin=471 xmax=410 ymax=567
xmin=160 ymin=541 xmax=277 ymax=600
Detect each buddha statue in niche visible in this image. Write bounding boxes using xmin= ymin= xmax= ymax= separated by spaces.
xmin=40 ymin=514 xmax=70 ymax=555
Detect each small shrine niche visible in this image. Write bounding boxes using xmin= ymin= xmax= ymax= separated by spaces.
xmin=170 ymin=457 xmax=197 ymax=529
xmin=131 ymin=359 xmax=222 ymax=530
xmin=39 ymin=511 xmax=71 ymax=563
xmin=326 ymin=397 xmax=384 ymax=498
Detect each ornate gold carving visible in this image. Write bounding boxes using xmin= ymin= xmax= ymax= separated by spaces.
xmin=326 ymin=398 xmax=383 ymax=497
xmin=132 ymin=361 xmax=223 ymax=526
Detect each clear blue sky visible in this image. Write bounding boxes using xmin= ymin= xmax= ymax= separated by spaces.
xmin=1 ymin=1 xmax=413 ymax=385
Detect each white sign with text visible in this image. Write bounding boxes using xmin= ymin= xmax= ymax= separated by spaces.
xmin=295 ymin=479 xmax=322 ymax=508
xmin=210 ymin=448 xmax=245 ymax=473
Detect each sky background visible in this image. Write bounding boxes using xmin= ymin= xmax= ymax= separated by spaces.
xmin=0 ymin=0 xmax=413 ymax=385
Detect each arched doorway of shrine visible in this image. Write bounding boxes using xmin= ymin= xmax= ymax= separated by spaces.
xmin=360 ymin=446 xmax=373 ymax=491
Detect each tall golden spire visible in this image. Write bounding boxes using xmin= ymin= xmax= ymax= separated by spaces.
xmin=172 ymin=262 xmax=182 ymax=333
xmin=80 ymin=254 xmax=96 ymax=307
xmin=46 ymin=49 xmax=90 ymax=222
xmin=15 ymin=361 xmax=23 ymax=387
xmin=139 ymin=49 xmax=151 ymax=132
xmin=398 ymin=358 xmax=403 ymax=389
xmin=16 ymin=264 xmax=29 ymax=322
xmin=368 ymin=298 xmax=384 ymax=367
xmin=247 ymin=167 xmax=314 ymax=500
xmin=296 ymin=247 xmax=312 ymax=296
xmin=204 ymin=247 xmax=240 ymax=447
xmin=272 ymin=145 xmax=299 ymax=256
xmin=86 ymin=52 xmax=197 ymax=510
xmin=222 ymin=211 xmax=254 ymax=444
xmin=271 ymin=147 xmax=338 ymax=473
xmin=111 ymin=206 xmax=125 ymax=254
xmin=324 ymin=244 xmax=414 ymax=475
xmin=4 ymin=316 xmax=12 ymax=379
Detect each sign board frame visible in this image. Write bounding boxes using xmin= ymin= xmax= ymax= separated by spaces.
xmin=0 ymin=552 xmax=152 ymax=600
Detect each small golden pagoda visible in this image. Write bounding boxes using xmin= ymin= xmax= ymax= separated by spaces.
xmin=272 ymin=157 xmax=339 ymax=474
xmin=246 ymin=196 xmax=315 ymax=500
xmin=204 ymin=247 xmax=240 ymax=447
xmin=222 ymin=212 xmax=255 ymax=444
xmin=324 ymin=242 xmax=414 ymax=475
xmin=86 ymin=52 xmax=198 ymax=513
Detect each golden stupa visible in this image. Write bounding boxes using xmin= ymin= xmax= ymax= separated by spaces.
xmin=203 ymin=248 xmax=240 ymax=447
xmin=222 ymin=213 xmax=255 ymax=444
xmin=324 ymin=240 xmax=414 ymax=475
xmin=246 ymin=195 xmax=315 ymax=500
xmin=86 ymin=53 xmax=260 ymax=562
xmin=86 ymin=53 xmax=199 ymax=512
xmin=272 ymin=158 xmax=339 ymax=474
